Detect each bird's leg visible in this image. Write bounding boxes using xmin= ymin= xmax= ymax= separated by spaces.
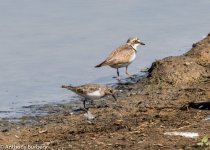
xmin=112 ymin=94 xmax=117 ymax=101
xmin=84 ymin=100 xmax=90 ymax=111
xmin=80 ymin=99 xmax=88 ymax=112
xmin=90 ymin=99 xmax=93 ymax=105
xmin=83 ymin=99 xmax=86 ymax=109
xmin=117 ymin=68 xmax=121 ymax=80
xmin=125 ymin=66 xmax=132 ymax=77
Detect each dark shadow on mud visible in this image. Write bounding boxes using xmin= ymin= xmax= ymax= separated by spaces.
xmin=188 ymin=101 xmax=210 ymax=110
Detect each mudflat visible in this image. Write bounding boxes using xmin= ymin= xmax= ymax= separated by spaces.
xmin=1 ymin=34 xmax=210 ymax=150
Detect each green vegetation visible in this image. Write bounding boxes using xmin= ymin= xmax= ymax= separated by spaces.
xmin=197 ymin=135 xmax=210 ymax=147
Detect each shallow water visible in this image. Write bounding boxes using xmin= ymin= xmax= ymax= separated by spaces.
xmin=0 ymin=0 xmax=210 ymax=118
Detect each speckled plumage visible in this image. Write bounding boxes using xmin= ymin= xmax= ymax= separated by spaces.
xmin=61 ymin=84 xmax=116 ymax=109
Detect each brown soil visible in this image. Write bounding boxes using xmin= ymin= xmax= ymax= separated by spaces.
xmin=1 ymin=34 xmax=210 ymax=150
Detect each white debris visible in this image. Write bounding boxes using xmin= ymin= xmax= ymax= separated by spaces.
xmin=202 ymin=35 xmax=207 ymax=39
xmin=84 ymin=111 xmax=95 ymax=120
xmin=204 ymin=115 xmax=210 ymax=120
xmin=164 ymin=132 xmax=199 ymax=138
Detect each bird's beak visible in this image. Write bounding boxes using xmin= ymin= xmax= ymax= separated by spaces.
xmin=112 ymin=94 xmax=117 ymax=101
xmin=140 ymin=42 xmax=145 ymax=45
xmin=137 ymin=40 xmax=145 ymax=45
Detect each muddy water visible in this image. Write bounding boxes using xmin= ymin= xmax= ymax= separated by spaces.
xmin=0 ymin=0 xmax=210 ymax=118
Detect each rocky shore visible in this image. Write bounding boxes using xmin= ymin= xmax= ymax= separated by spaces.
xmin=0 ymin=34 xmax=210 ymax=150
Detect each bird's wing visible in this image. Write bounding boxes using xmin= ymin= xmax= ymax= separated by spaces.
xmin=75 ymin=84 xmax=103 ymax=94
xmin=103 ymin=44 xmax=135 ymax=65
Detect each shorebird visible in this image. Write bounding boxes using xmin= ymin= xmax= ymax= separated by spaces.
xmin=95 ymin=37 xmax=145 ymax=80
xmin=61 ymin=84 xmax=117 ymax=109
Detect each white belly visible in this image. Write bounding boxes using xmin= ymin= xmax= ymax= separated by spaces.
xmin=129 ymin=53 xmax=136 ymax=63
xmin=88 ymin=90 xmax=101 ymax=97
xmin=83 ymin=90 xmax=104 ymax=100
xmin=110 ymin=53 xmax=136 ymax=68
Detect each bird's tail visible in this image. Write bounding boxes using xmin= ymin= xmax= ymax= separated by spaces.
xmin=95 ymin=61 xmax=106 ymax=68
xmin=61 ymin=85 xmax=74 ymax=90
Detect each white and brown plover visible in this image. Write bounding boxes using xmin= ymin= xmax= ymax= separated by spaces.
xmin=61 ymin=84 xmax=116 ymax=109
xmin=95 ymin=37 xmax=145 ymax=80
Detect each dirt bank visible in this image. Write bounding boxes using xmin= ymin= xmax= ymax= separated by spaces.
xmin=1 ymin=34 xmax=210 ymax=150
